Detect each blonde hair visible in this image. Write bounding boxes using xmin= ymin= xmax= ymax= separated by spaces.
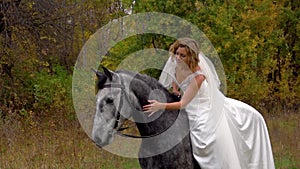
xmin=169 ymin=38 xmax=200 ymax=70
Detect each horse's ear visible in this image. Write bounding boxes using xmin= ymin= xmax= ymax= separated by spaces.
xmin=91 ymin=68 xmax=104 ymax=79
xmin=101 ymin=66 xmax=113 ymax=81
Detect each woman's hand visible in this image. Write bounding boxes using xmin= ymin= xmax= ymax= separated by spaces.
xmin=172 ymin=91 xmax=181 ymax=99
xmin=142 ymin=100 xmax=165 ymax=117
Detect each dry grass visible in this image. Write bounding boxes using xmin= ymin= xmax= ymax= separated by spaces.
xmin=265 ymin=112 xmax=300 ymax=169
xmin=0 ymin=115 xmax=140 ymax=169
xmin=0 ymin=111 xmax=299 ymax=169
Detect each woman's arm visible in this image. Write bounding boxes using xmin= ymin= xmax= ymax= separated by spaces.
xmin=143 ymin=74 xmax=205 ymax=116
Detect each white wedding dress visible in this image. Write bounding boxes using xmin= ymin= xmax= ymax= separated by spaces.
xmin=160 ymin=55 xmax=275 ymax=169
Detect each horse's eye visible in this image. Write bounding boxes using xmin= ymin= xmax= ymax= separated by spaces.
xmin=106 ymin=98 xmax=114 ymax=104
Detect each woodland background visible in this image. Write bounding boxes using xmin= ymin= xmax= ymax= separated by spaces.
xmin=0 ymin=0 xmax=299 ymax=168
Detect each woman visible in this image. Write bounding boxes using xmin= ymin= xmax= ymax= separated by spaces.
xmin=143 ymin=38 xmax=275 ymax=169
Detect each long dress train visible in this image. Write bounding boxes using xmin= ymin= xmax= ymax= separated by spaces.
xmin=177 ymin=71 xmax=275 ymax=169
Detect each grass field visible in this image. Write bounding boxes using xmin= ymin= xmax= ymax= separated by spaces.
xmin=266 ymin=112 xmax=300 ymax=169
xmin=0 ymin=111 xmax=299 ymax=169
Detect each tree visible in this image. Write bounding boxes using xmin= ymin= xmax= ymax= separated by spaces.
xmin=0 ymin=0 xmax=127 ymax=116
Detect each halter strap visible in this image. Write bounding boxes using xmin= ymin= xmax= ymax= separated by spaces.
xmin=103 ymin=83 xmax=125 ymax=89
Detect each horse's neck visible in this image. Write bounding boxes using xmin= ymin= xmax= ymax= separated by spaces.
xmin=120 ymin=72 xmax=179 ymax=136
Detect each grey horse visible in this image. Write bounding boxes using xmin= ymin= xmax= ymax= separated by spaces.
xmin=92 ymin=67 xmax=201 ymax=169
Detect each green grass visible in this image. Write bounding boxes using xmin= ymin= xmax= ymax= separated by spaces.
xmin=266 ymin=113 xmax=300 ymax=169
xmin=275 ymin=154 xmax=298 ymax=169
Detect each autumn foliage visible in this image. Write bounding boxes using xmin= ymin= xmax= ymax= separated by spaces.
xmin=0 ymin=0 xmax=299 ymax=168
xmin=1 ymin=0 xmax=298 ymax=118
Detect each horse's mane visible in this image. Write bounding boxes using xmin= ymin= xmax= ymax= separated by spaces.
xmin=95 ymin=69 xmax=179 ymax=105
xmin=118 ymin=70 xmax=166 ymax=89
xmin=117 ymin=70 xmax=179 ymax=102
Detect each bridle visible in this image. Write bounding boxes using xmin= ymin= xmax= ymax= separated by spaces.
xmin=101 ymin=75 xmax=136 ymax=132
xmin=100 ymin=73 xmax=179 ymax=139
xmin=101 ymin=73 xmax=149 ymax=138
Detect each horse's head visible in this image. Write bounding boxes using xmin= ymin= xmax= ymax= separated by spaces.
xmin=91 ymin=67 xmax=134 ymax=147
xmin=92 ymin=67 xmax=181 ymax=148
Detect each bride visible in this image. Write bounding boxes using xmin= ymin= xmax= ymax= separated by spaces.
xmin=143 ymin=38 xmax=275 ymax=169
